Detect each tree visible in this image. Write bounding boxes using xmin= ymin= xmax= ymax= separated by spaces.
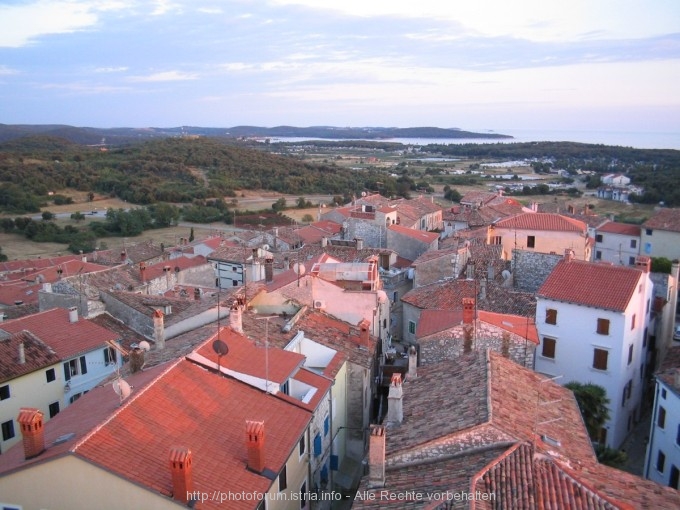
xmin=272 ymin=197 xmax=287 ymax=212
xmin=42 ymin=211 xmax=54 ymax=221
xmin=189 ymin=227 xmax=195 ymax=242
xmin=301 ymin=214 xmax=314 ymax=223
xmin=565 ymin=382 xmax=610 ymax=440
xmin=71 ymin=211 xmax=85 ymax=222
xmin=0 ymin=246 xmax=7 ymax=262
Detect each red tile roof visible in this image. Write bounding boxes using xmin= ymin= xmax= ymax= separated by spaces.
xmin=478 ymin=310 xmax=539 ymax=344
xmin=493 ymin=212 xmax=586 ymax=232
xmin=0 ymin=330 xmax=60 ymax=383
xmin=538 ymin=259 xmax=644 ymax=312
xmin=387 ymin=224 xmax=439 ymax=243
xmin=141 ymin=255 xmax=208 ymax=281
xmin=0 ymin=308 xmax=119 ymax=359
xmin=643 ymin=207 xmax=680 ymax=233
xmin=597 ymin=221 xmax=641 ymax=236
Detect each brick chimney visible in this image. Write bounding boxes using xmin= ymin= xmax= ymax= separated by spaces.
xmin=463 ymin=298 xmax=475 ymax=325
xmin=18 ymin=408 xmax=45 ymax=459
xmin=229 ymin=300 xmax=243 ymax=334
xmin=68 ymin=306 xmax=78 ymax=323
xmin=139 ymin=262 xmax=146 ymax=282
xmin=154 ymin=309 xmax=165 ymax=350
xmin=169 ymin=447 xmax=194 ymax=505
xmin=265 ymin=258 xmax=274 ymax=283
xmin=368 ymin=425 xmax=386 ymax=488
xmin=246 ymin=420 xmax=266 ymax=473
xmin=386 ymin=373 xmax=403 ymax=424
xmin=408 ymin=345 xmax=417 ymax=380
xmin=358 ymin=319 xmax=370 ymax=348
xmin=635 ymin=256 xmax=651 ymax=273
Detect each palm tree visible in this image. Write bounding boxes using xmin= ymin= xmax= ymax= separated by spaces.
xmin=565 ymin=381 xmax=610 ymax=441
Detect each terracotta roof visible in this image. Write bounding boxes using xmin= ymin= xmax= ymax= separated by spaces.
xmin=141 ymin=255 xmax=208 ymax=281
xmin=0 ymin=359 xmax=312 ymax=509
xmin=537 ymin=259 xmax=644 ymax=312
xmin=0 ymin=330 xmax=60 ymax=383
xmin=656 ymin=345 xmax=680 ymax=396
xmin=0 ymin=280 xmax=42 ymax=306
xmin=643 ymin=208 xmax=680 ymax=233
xmin=387 ymin=224 xmax=439 ymax=243
xmin=88 ymin=313 xmax=149 ymax=352
xmin=416 ymin=310 xmax=464 ymax=337
xmin=0 ymin=308 xmax=120 ymax=359
xmin=411 ymin=247 xmax=462 ymax=266
xmin=460 ymin=191 xmax=499 ymax=207
xmin=0 ymin=254 xmax=83 ymax=275
xmin=477 ymin=310 xmax=539 ymax=344
xmin=493 ymin=213 xmax=586 ymax=232
xmin=597 ymin=221 xmax=641 ymax=236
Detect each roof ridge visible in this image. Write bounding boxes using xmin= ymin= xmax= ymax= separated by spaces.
xmin=71 ymin=358 xmax=182 ymax=453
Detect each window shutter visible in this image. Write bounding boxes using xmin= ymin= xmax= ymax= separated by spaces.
xmin=313 ymin=433 xmax=322 ymax=457
xmin=80 ymin=356 xmax=88 ymax=375
xmin=63 ymin=362 xmax=71 ymax=381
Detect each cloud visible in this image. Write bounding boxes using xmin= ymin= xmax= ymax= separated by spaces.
xmin=38 ymin=82 xmax=131 ymax=94
xmin=127 ymin=70 xmax=199 ymax=82
xmin=0 ymin=66 xmax=19 ymax=75
xmin=94 ymin=66 xmax=129 ymax=73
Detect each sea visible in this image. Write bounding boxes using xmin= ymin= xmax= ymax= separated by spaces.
xmin=268 ymin=129 xmax=680 ymax=150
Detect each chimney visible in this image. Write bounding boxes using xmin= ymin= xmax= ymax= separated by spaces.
xmin=408 ymin=345 xmax=417 ymax=380
xmin=42 ymin=282 xmax=52 ymax=293
xmin=229 ymin=300 xmax=243 ymax=334
xmin=129 ymin=347 xmax=145 ymax=373
xmin=245 ymin=420 xmax=266 ymax=473
xmin=462 ymin=298 xmax=475 ymax=325
xmin=169 ymin=447 xmax=194 ymax=505
xmin=386 ymin=373 xmax=403 ymax=424
xmin=18 ymin=408 xmax=45 ymax=460
xmin=466 ymin=261 xmax=475 ymax=280
xmin=154 ymin=309 xmax=165 ymax=350
xmin=18 ymin=342 xmax=25 ymax=364
xmin=121 ymin=250 xmax=127 ymax=262
xmin=321 ymin=237 xmax=328 ymax=248
xmin=478 ymin=279 xmax=487 ymax=301
xmin=265 ymin=258 xmax=274 ymax=283
xmin=358 ymin=319 xmax=370 ymax=347
xmin=564 ymin=249 xmax=575 ymax=262
xmin=139 ymin=262 xmax=146 ymax=282
xmin=355 ymin=238 xmax=364 ymax=250
xmin=368 ymin=425 xmax=386 ymax=488
xmin=68 ymin=306 xmax=78 ymax=323
xmin=501 ymin=332 xmax=510 ymax=358
xmin=635 ymin=256 xmax=651 ymax=273
xmin=284 ymin=257 xmax=290 ymax=271
xmin=193 ymin=288 xmax=201 ymax=301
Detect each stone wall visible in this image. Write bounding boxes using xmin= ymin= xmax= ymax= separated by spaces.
xmin=512 ymin=249 xmax=562 ymax=292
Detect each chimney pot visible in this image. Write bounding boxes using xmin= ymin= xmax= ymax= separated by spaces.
xmin=246 ymin=420 xmax=266 ymax=473
xmin=169 ymin=447 xmax=194 ymax=504
xmin=635 ymin=255 xmax=651 ymax=273
xmin=386 ymin=374 xmax=404 ymax=424
xmin=358 ymin=319 xmax=370 ymax=347
xmin=153 ymin=309 xmax=165 ymax=350
xmin=368 ymin=425 xmax=386 ymax=488
xmin=18 ymin=408 xmax=45 ymax=460
xmin=68 ymin=306 xmax=78 ymax=323
xmin=462 ymin=298 xmax=475 ymax=324
xmin=229 ymin=301 xmax=243 ymax=334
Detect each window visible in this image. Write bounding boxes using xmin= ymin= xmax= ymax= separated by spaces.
xmin=596 ymin=318 xmax=610 ymax=335
xmin=278 ymin=465 xmax=287 ymax=491
xmin=63 ymin=356 xmax=87 ymax=381
xmin=299 ymin=435 xmax=305 ymax=456
xmin=658 ymin=407 xmax=667 ymax=429
xmin=628 ymin=344 xmax=634 ymax=365
xmin=103 ymin=347 xmax=117 ymax=365
xmin=670 ymin=466 xmax=679 ymax=490
xmin=593 ymin=348 xmax=609 ymax=371
xmin=595 ymin=251 xmax=602 ymax=260
xmin=646 ymin=299 xmax=650 ymax=314
xmin=646 ymin=228 xmax=652 ymax=236
xmin=622 ymin=380 xmax=632 ymax=407
xmin=49 ymin=401 xmax=60 ymax=418
xmin=45 ymin=368 xmax=56 ymax=383
xmin=300 ymin=481 xmax=307 ymax=509
xmin=1 ymin=419 xmax=15 ymax=441
xmin=541 ymin=338 xmax=556 ymax=359
xmin=662 ymin=388 xmax=667 ymax=399
xmin=408 ymin=321 xmax=416 ymax=335
xmin=313 ymin=433 xmax=322 ymax=457
xmin=676 ymin=424 xmax=680 ymax=446
xmin=0 ymin=384 xmax=9 ymax=401
xmin=324 ymin=414 xmax=330 ymax=436
xmin=596 ymin=234 xmax=603 ymax=243
xmin=491 ymin=236 xmax=502 ymax=245
xmin=69 ymin=392 xmax=82 ymax=404
xmin=630 ymin=239 xmax=637 ymax=249
xmin=628 ymin=256 xmax=636 ymax=265
xmin=527 ymin=236 xmax=535 ymax=248
xmin=545 ymin=308 xmax=557 ymax=325
xmin=631 ymin=314 xmax=636 ymax=330
xmin=657 ymin=450 xmax=666 ymax=473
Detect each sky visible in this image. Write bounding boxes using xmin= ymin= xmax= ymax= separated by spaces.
xmin=1 ymin=0 xmax=679 ymax=138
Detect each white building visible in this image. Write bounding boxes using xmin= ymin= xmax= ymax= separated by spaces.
xmin=593 ymin=221 xmax=641 ymax=265
xmin=535 ymin=253 xmax=654 ymax=449
xmin=645 ymin=346 xmax=680 ymax=489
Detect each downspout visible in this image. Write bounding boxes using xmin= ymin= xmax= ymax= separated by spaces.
xmin=644 ymin=380 xmax=660 ymax=479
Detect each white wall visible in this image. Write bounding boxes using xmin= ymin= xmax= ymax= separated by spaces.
xmin=645 ymin=379 xmax=680 ymax=488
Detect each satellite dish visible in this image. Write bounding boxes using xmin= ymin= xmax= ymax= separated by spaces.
xmin=377 ymin=290 xmax=388 ymax=304
xmin=112 ymin=378 xmax=132 ymax=400
xmin=293 ymin=263 xmax=306 ymax=276
xmin=212 ymin=339 xmax=229 ymax=356
xmin=138 ymin=341 xmax=151 ymax=352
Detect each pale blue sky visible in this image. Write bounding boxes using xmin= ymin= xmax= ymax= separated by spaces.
xmin=1 ymin=0 xmax=679 ymax=135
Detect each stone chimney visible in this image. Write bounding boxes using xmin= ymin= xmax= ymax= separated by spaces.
xmin=245 ymin=420 xmax=266 ymax=473
xmin=368 ymin=425 xmax=386 ymax=488
xmin=229 ymin=300 xmax=243 ymax=334
xmin=68 ymin=306 xmax=78 ymax=323
xmin=501 ymin=332 xmax=510 ymax=358
xmin=154 ymin=309 xmax=165 ymax=350
xmin=265 ymin=258 xmax=274 ymax=283
xmin=564 ymin=249 xmax=575 ymax=262
xmin=169 ymin=447 xmax=194 ymax=505
xmin=635 ymin=256 xmax=651 ymax=273
xmin=407 ymin=345 xmax=417 ymax=380
xmin=129 ymin=347 xmax=145 ymax=373
xmin=358 ymin=319 xmax=370 ymax=348
xmin=386 ymin=373 xmax=403 ymax=424
xmin=18 ymin=408 xmax=45 ymax=460
xmin=18 ymin=342 xmax=25 ymax=364
xmin=463 ymin=298 xmax=475 ymax=325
